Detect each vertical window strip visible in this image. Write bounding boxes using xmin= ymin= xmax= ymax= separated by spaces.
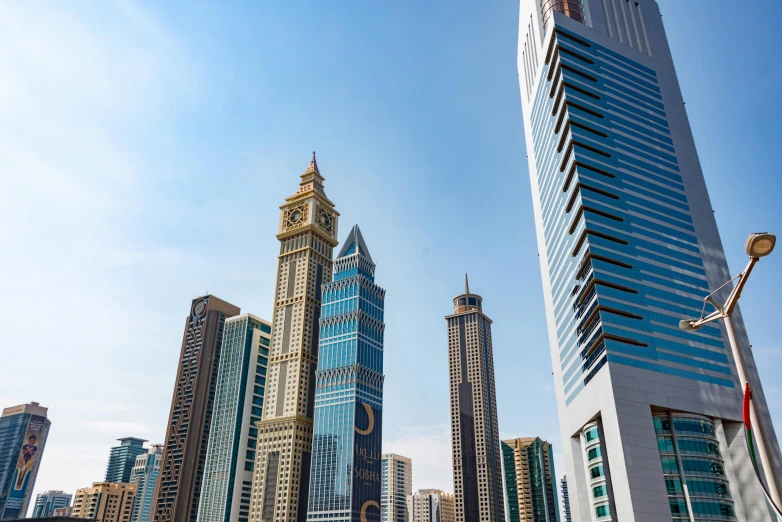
xmin=523 ymin=43 xmax=533 ymax=99
xmin=608 ymin=0 xmax=624 ymax=43
xmin=635 ymin=2 xmax=652 ymax=57
xmin=526 ymin=25 xmax=535 ymax=98
xmin=617 ymin=0 xmax=634 ymax=48
xmin=600 ymin=0 xmax=614 ymax=38
xmin=626 ymin=0 xmax=644 ymax=53
xmin=530 ymin=16 xmax=539 ymax=72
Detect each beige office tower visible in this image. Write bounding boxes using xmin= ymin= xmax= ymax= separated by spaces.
xmin=406 ymin=490 xmax=455 ymax=522
xmin=250 ymin=154 xmax=339 ymax=522
xmin=382 ymin=454 xmax=412 ymax=522
xmin=71 ymin=482 xmax=137 ymax=522
xmin=445 ymin=277 xmax=504 ymax=522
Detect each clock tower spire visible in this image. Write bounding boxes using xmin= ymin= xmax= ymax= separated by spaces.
xmin=251 ymin=154 xmax=340 ymax=522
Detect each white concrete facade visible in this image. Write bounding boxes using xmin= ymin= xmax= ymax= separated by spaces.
xmin=517 ymin=1 xmax=782 ymax=521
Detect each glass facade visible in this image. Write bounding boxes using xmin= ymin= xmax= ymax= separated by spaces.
xmin=130 ymin=445 xmax=162 ymax=522
xmin=307 ymin=225 xmax=385 ymax=522
xmin=580 ymin=422 xmax=612 ymax=522
xmin=106 ymin=438 xmax=148 ymax=484
xmin=653 ymin=413 xmax=735 ymax=521
xmin=32 ymin=491 xmax=72 ymax=518
xmin=502 ymin=438 xmax=559 ymax=522
xmin=529 ymin=26 xmax=734 ymax=407
xmin=197 ymin=314 xmax=271 ymax=522
xmin=0 ymin=404 xmax=51 ymax=520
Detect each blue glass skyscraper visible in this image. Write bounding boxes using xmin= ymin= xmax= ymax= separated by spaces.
xmin=306 ymin=225 xmax=385 ymax=522
xmin=517 ymin=1 xmax=782 ymax=521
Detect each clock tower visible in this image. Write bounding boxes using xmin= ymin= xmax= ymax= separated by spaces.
xmin=250 ymin=153 xmax=339 ymax=522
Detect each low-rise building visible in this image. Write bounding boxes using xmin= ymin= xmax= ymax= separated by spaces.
xmin=71 ymin=482 xmax=136 ymax=522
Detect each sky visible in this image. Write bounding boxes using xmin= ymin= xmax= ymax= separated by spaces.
xmin=1 ymin=0 xmax=781 ymax=514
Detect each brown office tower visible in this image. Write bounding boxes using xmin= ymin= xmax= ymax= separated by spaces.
xmin=249 ymin=154 xmax=339 ymax=522
xmin=153 ymin=295 xmax=240 ymax=522
xmin=445 ymin=276 xmax=504 ymax=522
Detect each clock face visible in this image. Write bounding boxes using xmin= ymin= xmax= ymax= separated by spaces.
xmin=283 ymin=203 xmax=310 ymax=231
xmin=194 ymin=301 xmax=206 ymax=316
xmin=315 ymin=204 xmax=335 ymax=235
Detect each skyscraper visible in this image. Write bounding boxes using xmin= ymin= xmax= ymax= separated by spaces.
xmin=250 ymin=154 xmax=340 ymax=522
xmin=0 ymin=402 xmax=51 ymax=520
xmin=32 ymin=491 xmax=72 ymax=518
xmin=72 ymin=482 xmax=136 ymax=522
xmin=381 ymin=454 xmax=412 ymax=522
xmin=153 ymin=295 xmax=241 ymax=522
xmin=198 ymin=313 xmax=272 ymax=522
xmin=445 ymin=277 xmax=504 ymax=522
xmin=517 ymin=1 xmax=782 ymax=521
xmin=107 ymin=438 xmax=148 ymax=484
xmin=130 ymin=444 xmax=163 ymax=522
xmin=559 ymin=478 xmax=571 ymax=522
xmin=501 ymin=438 xmax=558 ymax=522
xmin=306 ymin=225 xmax=386 ymax=522
xmin=406 ymin=490 xmax=455 ymax=522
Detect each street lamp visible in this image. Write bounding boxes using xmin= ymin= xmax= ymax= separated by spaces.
xmin=679 ymin=232 xmax=781 ymax=512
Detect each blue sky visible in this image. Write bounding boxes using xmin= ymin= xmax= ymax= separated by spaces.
xmin=2 ymin=0 xmax=781 ymax=511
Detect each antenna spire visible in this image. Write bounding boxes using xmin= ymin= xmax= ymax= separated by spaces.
xmin=465 ymin=273 xmax=470 ymax=294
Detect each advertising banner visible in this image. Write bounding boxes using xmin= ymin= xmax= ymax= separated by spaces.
xmin=1 ymin=415 xmax=49 ymax=520
xmin=352 ymin=403 xmax=382 ymax=522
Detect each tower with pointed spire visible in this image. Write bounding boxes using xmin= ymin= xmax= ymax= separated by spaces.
xmin=445 ymin=278 xmax=504 ymax=522
xmin=250 ymin=153 xmax=340 ymax=522
xmin=306 ymin=225 xmax=386 ymax=522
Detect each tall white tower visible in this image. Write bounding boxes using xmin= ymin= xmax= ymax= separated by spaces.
xmin=517 ymin=1 xmax=781 ymax=521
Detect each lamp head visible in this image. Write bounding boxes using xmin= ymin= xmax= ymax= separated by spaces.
xmin=679 ymin=319 xmax=700 ymax=331
xmin=746 ymin=233 xmax=775 ymax=258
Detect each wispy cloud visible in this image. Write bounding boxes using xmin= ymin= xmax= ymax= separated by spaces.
xmin=384 ymin=424 xmax=453 ymax=493
xmin=84 ymin=421 xmax=150 ymax=434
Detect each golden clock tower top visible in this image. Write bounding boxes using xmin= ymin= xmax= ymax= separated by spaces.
xmin=278 ymin=152 xmax=339 ymax=246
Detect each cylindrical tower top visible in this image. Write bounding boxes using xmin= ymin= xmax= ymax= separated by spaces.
xmin=453 ymin=274 xmax=483 ymax=313
xmin=541 ymin=0 xmax=584 ymax=27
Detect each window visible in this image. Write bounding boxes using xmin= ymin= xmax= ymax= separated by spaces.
xmin=588 ymin=447 xmax=602 ymax=461
xmin=584 ymin=428 xmax=599 ymax=442
xmin=590 ymin=465 xmax=604 ymax=479
xmin=592 ymin=485 xmax=607 ymax=498
xmin=595 ymin=504 xmax=610 ymax=518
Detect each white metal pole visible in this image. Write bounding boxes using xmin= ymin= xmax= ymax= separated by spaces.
xmin=724 ymin=315 xmax=782 ymax=508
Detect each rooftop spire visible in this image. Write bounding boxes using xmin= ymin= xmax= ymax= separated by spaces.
xmin=337 ymin=224 xmax=373 ymax=263
xmin=305 ymin=151 xmax=320 ymax=175
xmin=465 ymin=273 xmax=470 ymax=294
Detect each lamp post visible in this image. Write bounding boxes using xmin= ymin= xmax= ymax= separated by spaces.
xmin=679 ymin=233 xmax=781 ymax=509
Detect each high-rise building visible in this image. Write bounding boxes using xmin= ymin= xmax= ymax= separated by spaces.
xmin=250 ymin=154 xmax=340 ymax=522
xmin=0 ymin=402 xmax=51 ymax=520
xmin=381 ymin=454 xmax=412 ymax=522
xmin=306 ymin=225 xmax=386 ymax=522
xmin=107 ymin=438 xmax=149 ymax=484
xmin=198 ymin=314 xmax=272 ymax=522
xmin=559 ymin=477 xmax=570 ymax=522
xmin=445 ymin=277 xmax=504 ymax=522
xmin=406 ymin=490 xmax=455 ymax=522
xmin=517 ymin=1 xmax=782 ymax=521
xmin=72 ymin=482 xmax=136 ymax=522
xmin=130 ymin=444 xmax=163 ymax=522
xmin=31 ymin=491 xmax=72 ymax=518
xmin=501 ymin=438 xmax=558 ymax=522
xmin=153 ymin=295 xmax=241 ymax=522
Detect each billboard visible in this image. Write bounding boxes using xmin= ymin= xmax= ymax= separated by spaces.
xmin=352 ymin=403 xmax=382 ymax=522
xmin=1 ymin=415 xmax=49 ymax=520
